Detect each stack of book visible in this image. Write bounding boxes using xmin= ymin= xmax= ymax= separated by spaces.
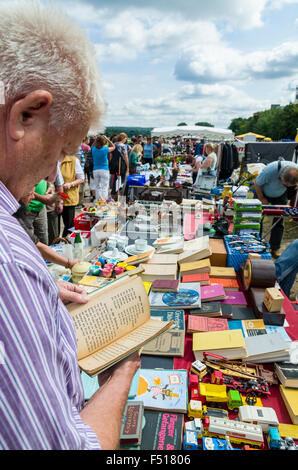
xmin=177 ymin=236 xmax=211 ymax=264
xmin=192 ymin=329 xmax=247 ymax=360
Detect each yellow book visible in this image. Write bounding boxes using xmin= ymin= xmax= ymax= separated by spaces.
xmin=279 ymin=423 xmax=298 ymax=439
xmin=209 ymin=266 xmax=236 ymax=279
xmin=143 ymin=281 xmax=152 ymax=294
xmin=192 ymin=329 xmax=247 ymax=361
xmin=180 ymin=258 xmax=211 ymax=276
xmin=280 ymin=385 xmax=298 ymax=424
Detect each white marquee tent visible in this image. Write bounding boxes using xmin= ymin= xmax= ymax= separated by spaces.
xmin=151 ymin=125 xmax=234 ymax=140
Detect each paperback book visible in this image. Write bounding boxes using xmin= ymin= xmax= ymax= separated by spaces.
xmin=142 ymin=309 xmax=185 ymax=357
xmin=221 ymin=291 xmax=247 ymax=305
xmin=148 ymin=282 xmax=201 ymax=310
xmin=140 ymin=411 xmax=184 ymax=450
xmin=151 ymin=279 xmax=180 ymax=292
xmin=190 ymin=302 xmax=222 ymax=317
xmin=192 ymin=329 xmax=247 ymax=360
xmin=130 ymin=369 xmax=188 ymax=413
xmin=67 ymin=275 xmax=174 ymax=376
xmin=243 ymin=332 xmax=290 ymax=363
xmin=228 ymin=319 xmax=267 ymax=337
xmin=210 ymin=278 xmax=239 ymax=291
xmin=182 ymin=272 xmax=210 ymax=285
xmin=187 ymin=315 xmax=228 ymax=334
xmin=275 ymin=363 xmax=298 ymax=388
xmin=201 ymin=284 xmax=226 ymax=302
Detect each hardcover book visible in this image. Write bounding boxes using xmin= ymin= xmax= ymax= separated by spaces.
xmin=67 ymin=275 xmax=175 ymax=376
xmin=201 ymin=284 xmax=226 ymax=302
xmin=182 ymin=273 xmax=210 ymax=285
xmin=187 ymin=315 xmax=228 ymax=333
xmin=190 ymin=302 xmax=222 ymax=317
xmin=131 ymin=369 xmax=188 ymax=413
xmin=142 ymin=309 xmax=185 ymax=357
xmin=192 ymin=329 xmax=247 ymax=360
xmin=140 ymin=411 xmax=184 ymax=450
xmin=148 ymin=282 xmax=201 ymax=310
xmin=221 ymin=291 xmax=247 ymax=305
xmin=120 ymin=401 xmax=144 ymax=445
xmin=151 ymin=279 xmax=180 ymax=292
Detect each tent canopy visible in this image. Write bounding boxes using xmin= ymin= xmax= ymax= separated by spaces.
xmin=151 ymin=125 xmax=234 ymax=140
xmin=236 ymin=132 xmax=267 ymax=139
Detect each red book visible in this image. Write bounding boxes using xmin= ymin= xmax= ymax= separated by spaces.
xmin=187 ymin=315 xmax=229 ymax=333
xmin=151 ymin=279 xmax=180 ymax=292
xmin=182 ymin=273 xmax=210 ymax=285
xmin=210 ymin=278 xmax=239 ymax=291
xmin=201 ymin=284 xmax=226 ymax=302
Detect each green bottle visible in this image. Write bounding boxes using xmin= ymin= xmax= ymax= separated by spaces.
xmin=74 ymin=231 xmax=83 ymax=258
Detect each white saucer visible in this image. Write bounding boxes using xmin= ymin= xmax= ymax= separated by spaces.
xmin=102 ymin=251 xmax=128 ymax=261
xmin=125 ymin=244 xmax=155 ymax=256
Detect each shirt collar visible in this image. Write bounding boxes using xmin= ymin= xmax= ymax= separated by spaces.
xmin=0 ymin=180 xmax=20 ymax=215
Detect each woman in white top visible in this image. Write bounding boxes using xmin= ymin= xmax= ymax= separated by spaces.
xmin=195 ymin=143 xmax=217 ymax=176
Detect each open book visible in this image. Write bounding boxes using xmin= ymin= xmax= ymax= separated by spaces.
xmin=67 ymin=275 xmax=175 ymax=376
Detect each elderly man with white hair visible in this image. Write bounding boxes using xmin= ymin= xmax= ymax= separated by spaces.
xmin=0 ymin=1 xmax=140 ymax=450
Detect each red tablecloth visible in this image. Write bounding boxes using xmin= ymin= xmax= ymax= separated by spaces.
xmin=174 ymin=296 xmax=298 ymax=426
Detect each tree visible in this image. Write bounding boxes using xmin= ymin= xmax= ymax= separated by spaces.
xmin=177 ymin=122 xmax=188 ymax=126
xmin=228 ymin=104 xmax=298 ymax=140
xmin=195 ymin=122 xmax=214 ymax=127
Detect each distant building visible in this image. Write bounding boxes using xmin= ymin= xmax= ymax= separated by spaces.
xmin=271 ymin=104 xmax=281 ymax=109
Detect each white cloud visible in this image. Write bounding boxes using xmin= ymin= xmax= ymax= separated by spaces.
xmin=175 ymin=41 xmax=298 ymax=83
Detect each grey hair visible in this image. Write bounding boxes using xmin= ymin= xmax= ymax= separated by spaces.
xmin=0 ymin=0 xmax=106 ymax=133
xmin=280 ymin=166 xmax=298 ymax=186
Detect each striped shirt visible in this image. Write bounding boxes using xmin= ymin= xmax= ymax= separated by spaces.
xmin=0 ymin=181 xmax=101 ymax=450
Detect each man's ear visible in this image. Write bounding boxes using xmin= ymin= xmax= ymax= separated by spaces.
xmin=8 ymin=90 xmax=53 ymax=141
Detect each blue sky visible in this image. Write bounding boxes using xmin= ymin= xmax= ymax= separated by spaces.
xmin=16 ymin=1 xmax=298 ymax=129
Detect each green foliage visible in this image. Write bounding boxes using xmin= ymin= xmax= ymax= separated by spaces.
xmin=177 ymin=122 xmax=188 ymax=126
xmin=228 ymin=104 xmax=298 ymax=140
xmin=195 ymin=122 xmax=214 ymax=127
xmin=103 ymin=127 xmax=153 ymax=138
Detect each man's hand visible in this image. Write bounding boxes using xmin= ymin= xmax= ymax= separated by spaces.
xmin=57 ymin=280 xmax=88 ymax=304
xmin=97 ymin=351 xmax=141 ymax=388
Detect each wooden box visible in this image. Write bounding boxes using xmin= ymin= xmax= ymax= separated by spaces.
xmin=209 ymin=239 xmax=227 ymax=267
xmin=264 ymin=288 xmax=284 ymax=313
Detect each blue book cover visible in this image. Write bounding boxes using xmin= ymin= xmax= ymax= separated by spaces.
xmin=81 ymin=368 xmax=140 ymax=401
xmin=130 ymin=369 xmax=188 ymax=413
xmin=150 ymin=309 xmax=185 ymax=330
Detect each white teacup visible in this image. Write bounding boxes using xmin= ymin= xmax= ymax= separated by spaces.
xmin=134 ymin=239 xmax=148 ymax=252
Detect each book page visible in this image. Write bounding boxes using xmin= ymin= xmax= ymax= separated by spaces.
xmin=68 ymin=275 xmax=150 ymax=360
xmin=78 ymin=318 xmax=174 ymax=375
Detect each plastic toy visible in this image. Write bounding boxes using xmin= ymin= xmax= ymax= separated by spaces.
xmin=199 ymin=383 xmax=243 ymax=411
xmin=188 ymin=400 xmax=229 ymax=420
xmin=238 ymin=406 xmax=279 ymax=433
xmin=202 ymin=416 xmax=264 ymax=448
xmin=183 ymin=430 xmax=199 ymax=450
